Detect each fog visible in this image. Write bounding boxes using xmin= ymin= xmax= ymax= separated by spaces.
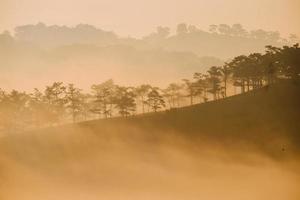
xmin=1 ymin=0 xmax=300 ymax=37
xmin=0 ymin=23 xmax=298 ymax=91
xmin=0 ymin=0 xmax=299 ymax=198
xmin=0 ymin=121 xmax=300 ymax=200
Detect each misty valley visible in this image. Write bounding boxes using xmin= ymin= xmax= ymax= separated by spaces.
xmin=0 ymin=5 xmax=300 ymax=199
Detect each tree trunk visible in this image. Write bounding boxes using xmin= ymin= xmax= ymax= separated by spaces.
xmin=213 ymin=92 xmax=216 ymax=100
xmin=241 ymin=80 xmax=245 ymax=94
xmin=247 ymin=79 xmax=250 ymax=92
xmin=141 ymin=96 xmax=145 ymax=113
xmin=224 ymin=79 xmax=227 ymax=97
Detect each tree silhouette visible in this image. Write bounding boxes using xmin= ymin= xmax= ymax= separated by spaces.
xmin=219 ymin=64 xmax=231 ymax=97
xmin=193 ymin=73 xmax=209 ymax=102
xmin=228 ymin=55 xmax=249 ymax=93
xmin=0 ymin=44 xmax=299 ymax=131
xmin=182 ymin=79 xmax=199 ymax=105
xmin=44 ymin=82 xmax=67 ymax=124
xmin=65 ymin=84 xmax=84 ymax=123
xmin=28 ymin=88 xmax=50 ymax=127
xmin=163 ymin=83 xmax=183 ymax=108
xmin=91 ymin=79 xmax=115 ymax=119
xmin=176 ymin=23 xmax=188 ymax=35
xmin=2 ymin=90 xmax=29 ymax=131
xmin=146 ymin=88 xmax=166 ymax=112
xmin=207 ymin=66 xmax=222 ymax=100
xmin=135 ymin=84 xmax=152 ymax=113
xmin=114 ymin=86 xmax=136 ymax=117
xmin=278 ymin=44 xmax=300 ymax=80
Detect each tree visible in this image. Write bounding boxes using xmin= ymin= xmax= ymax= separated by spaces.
xmin=156 ymin=26 xmax=170 ymax=38
xmin=209 ymin=25 xmax=218 ymax=34
xmin=188 ymin=25 xmax=200 ymax=33
xmin=114 ymin=86 xmax=136 ymax=117
xmin=0 ymin=89 xmax=8 ymax=131
xmin=267 ymin=31 xmax=281 ymax=43
xmin=207 ymin=66 xmax=222 ymax=100
xmin=289 ymin=34 xmax=299 ymax=44
xmin=219 ymin=64 xmax=231 ymax=97
xmin=1 ymin=90 xmax=30 ymax=131
xmin=28 ymin=88 xmax=49 ymax=127
xmin=91 ymin=79 xmax=115 ymax=118
xmin=247 ymin=53 xmax=265 ymax=89
xmin=263 ymin=45 xmax=281 ymax=85
xmin=176 ymin=23 xmax=188 ymax=35
xmin=182 ymin=79 xmax=199 ymax=105
xmin=65 ymin=84 xmax=84 ymax=123
xmin=228 ymin=55 xmax=249 ymax=93
xmin=218 ymin=24 xmax=231 ymax=35
xmin=1 ymin=43 xmax=299 ymax=131
xmin=146 ymin=88 xmax=165 ymax=112
xmin=80 ymin=93 xmax=93 ymax=121
xmin=135 ymin=84 xmax=152 ymax=113
xmin=250 ymin=29 xmax=269 ymax=40
xmin=143 ymin=27 xmax=170 ymax=42
xmin=231 ymin=24 xmax=248 ymax=37
xmin=44 ymin=82 xmax=67 ymax=124
xmin=193 ymin=73 xmax=209 ymax=102
xmin=278 ymin=44 xmax=300 ymax=80
xmin=163 ymin=83 xmax=183 ymax=108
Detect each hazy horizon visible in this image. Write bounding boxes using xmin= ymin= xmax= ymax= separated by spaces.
xmin=1 ymin=0 xmax=300 ymax=38
xmin=2 ymin=21 xmax=293 ymax=92
xmin=1 ymin=1 xmax=300 ymax=199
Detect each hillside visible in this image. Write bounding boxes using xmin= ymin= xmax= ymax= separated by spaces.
xmin=0 ymin=80 xmax=300 ymax=200
xmin=1 ymin=80 xmax=300 ymax=160
xmin=79 ymin=80 xmax=300 ymax=158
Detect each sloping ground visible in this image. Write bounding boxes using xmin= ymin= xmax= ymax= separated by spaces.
xmin=76 ymin=79 xmax=300 ymax=158
xmin=1 ymin=80 xmax=300 ymax=165
xmin=0 ymin=80 xmax=300 ymax=200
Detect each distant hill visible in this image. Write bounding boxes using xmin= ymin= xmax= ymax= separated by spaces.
xmin=1 ymin=23 xmax=298 ymax=90
xmin=0 ymin=31 xmax=223 ymax=90
xmin=11 ymin=23 xmax=294 ymax=58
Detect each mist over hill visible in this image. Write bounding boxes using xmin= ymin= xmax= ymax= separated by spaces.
xmin=1 ymin=0 xmax=300 ymax=199
xmin=0 ymin=23 xmax=298 ymax=90
xmin=1 ymin=81 xmax=299 ymax=200
xmin=9 ymin=22 xmax=298 ymax=57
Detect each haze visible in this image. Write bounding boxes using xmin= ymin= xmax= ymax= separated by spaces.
xmin=0 ymin=0 xmax=300 ymax=199
xmin=1 ymin=0 xmax=300 ymax=37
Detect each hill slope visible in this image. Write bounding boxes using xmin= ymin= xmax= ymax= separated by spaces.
xmin=0 ymin=80 xmax=300 ymax=200
xmin=1 ymin=80 xmax=300 ymax=160
xmin=77 ymin=79 xmax=300 ymax=158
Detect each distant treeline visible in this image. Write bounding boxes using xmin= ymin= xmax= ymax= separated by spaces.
xmin=0 ymin=44 xmax=299 ymax=132
xmin=1 ymin=23 xmax=300 ymax=91
xmin=3 ymin=23 xmax=299 ymax=58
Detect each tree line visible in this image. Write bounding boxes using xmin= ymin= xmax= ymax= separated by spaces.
xmin=0 ymin=44 xmax=299 ymax=132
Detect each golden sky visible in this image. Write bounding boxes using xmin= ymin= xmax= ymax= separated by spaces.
xmin=1 ymin=0 xmax=300 ymax=37
xmin=0 ymin=0 xmax=300 ymax=36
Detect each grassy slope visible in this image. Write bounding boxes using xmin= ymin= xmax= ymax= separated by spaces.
xmin=78 ymin=80 xmax=300 ymax=155
xmin=1 ymin=79 xmax=300 ymax=200
xmin=1 ymin=80 xmax=300 ymax=162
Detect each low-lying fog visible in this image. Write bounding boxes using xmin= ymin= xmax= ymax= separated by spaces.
xmin=0 ymin=121 xmax=299 ymax=200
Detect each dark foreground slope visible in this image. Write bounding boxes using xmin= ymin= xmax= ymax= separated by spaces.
xmin=0 ymin=80 xmax=300 ymax=200
xmin=79 ymin=79 xmax=300 ymax=158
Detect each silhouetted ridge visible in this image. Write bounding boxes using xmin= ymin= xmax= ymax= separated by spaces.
xmin=73 ymin=80 xmax=300 ymax=159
